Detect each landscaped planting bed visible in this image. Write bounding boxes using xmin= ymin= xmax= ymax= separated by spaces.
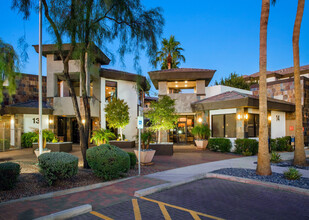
xmin=271 ymin=159 xmax=309 ymax=170
xmin=212 ymin=168 xmax=309 ymax=189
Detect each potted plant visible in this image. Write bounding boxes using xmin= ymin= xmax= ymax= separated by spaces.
xmin=32 ymin=129 xmax=54 ymax=157
xmin=146 ymin=96 xmax=178 ymax=155
xmin=191 ymin=123 xmax=211 ymax=150
xmin=91 ymin=128 xmax=116 ymax=146
xmin=134 ymin=131 xmax=155 ymax=163
xmin=105 ymin=98 xmax=135 ymax=148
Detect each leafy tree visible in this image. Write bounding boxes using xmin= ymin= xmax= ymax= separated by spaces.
xmin=90 ymin=128 xmax=116 ymax=145
xmin=293 ymin=0 xmax=306 ymax=166
xmin=0 ymin=39 xmax=20 ymax=104
xmin=153 ymin=35 xmax=185 ymax=69
xmin=104 ymin=98 xmax=129 ymax=141
xmin=215 ymin=72 xmax=251 ymax=90
xmin=12 ymin=0 xmax=164 ymax=168
xmin=146 ymin=95 xmax=178 ymax=143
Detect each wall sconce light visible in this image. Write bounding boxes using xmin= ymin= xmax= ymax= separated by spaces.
xmin=185 ymin=81 xmax=188 ymax=83
xmin=185 ymin=85 xmax=187 ymax=87
xmin=244 ymin=114 xmax=248 ymax=120
xmin=268 ymin=116 xmax=272 ymax=121
xmin=237 ymin=114 xmax=242 ymax=120
xmin=10 ymin=119 xmax=14 ymax=124
xmin=82 ymin=119 xmax=86 ymax=124
xmin=198 ymin=117 xmax=202 ymax=123
xmin=176 ymin=85 xmax=178 ymax=87
xmin=175 ymin=81 xmax=178 ymax=83
xmin=49 ymin=119 xmax=53 ymax=124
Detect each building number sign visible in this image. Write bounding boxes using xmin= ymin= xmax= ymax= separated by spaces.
xmin=32 ymin=118 xmax=39 ymax=124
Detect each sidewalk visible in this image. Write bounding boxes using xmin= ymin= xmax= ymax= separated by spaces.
xmin=146 ymin=151 xmax=309 ymax=182
xmin=0 ymin=151 xmax=308 ymax=220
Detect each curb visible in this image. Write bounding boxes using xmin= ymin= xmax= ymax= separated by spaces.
xmin=206 ymin=173 xmax=309 ymax=196
xmin=134 ymin=173 xmax=309 ymax=197
xmin=134 ymin=173 xmax=208 ymax=197
xmin=33 ymin=204 xmax=92 ymax=220
xmin=0 ymin=177 xmax=134 ymax=206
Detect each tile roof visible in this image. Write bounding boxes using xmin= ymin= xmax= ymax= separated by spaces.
xmin=244 ymin=64 xmax=309 ymax=79
xmin=149 ymin=68 xmax=216 ymax=74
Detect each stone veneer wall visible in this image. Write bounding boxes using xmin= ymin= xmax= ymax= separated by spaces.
xmin=251 ymin=77 xmax=309 ymax=145
xmin=2 ymin=74 xmax=47 ymax=106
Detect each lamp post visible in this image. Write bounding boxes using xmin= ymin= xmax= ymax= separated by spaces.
xmin=38 ymin=0 xmax=43 ymax=155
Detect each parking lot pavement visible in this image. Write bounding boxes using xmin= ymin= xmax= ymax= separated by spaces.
xmin=73 ymin=178 xmax=309 ymax=220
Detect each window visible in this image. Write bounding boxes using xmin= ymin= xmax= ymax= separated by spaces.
xmin=212 ymin=114 xmax=236 ymax=138
xmin=105 ymin=81 xmax=117 ymax=102
xmin=248 ymin=114 xmax=259 ymax=137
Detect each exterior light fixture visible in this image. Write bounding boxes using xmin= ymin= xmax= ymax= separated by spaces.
xmin=175 ymin=81 xmax=178 ymax=83
xmin=49 ymin=119 xmax=53 ymax=124
xmin=82 ymin=119 xmax=86 ymax=124
xmin=176 ymin=85 xmax=178 ymax=87
xmin=244 ymin=114 xmax=248 ymax=120
xmin=10 ymin=119 xmax=14 ymax=124
xmin=185 ymin=85 xmax=187 ymax=87
xmin=237 ymin=114 xmax=242 ymax=120
xmin=268 ymin=116 xmax=272 ymax=121
xmin=198 ymin=117 xmax=202 ymax=123
xmin=185 ymin=81 xmax=188 ymax=83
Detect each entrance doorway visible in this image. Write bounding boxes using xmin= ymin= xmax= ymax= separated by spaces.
xmin=169 ymin=115 xmax=195 ymax=144
xmin=71 ymin=118 xmax=80 ymax=143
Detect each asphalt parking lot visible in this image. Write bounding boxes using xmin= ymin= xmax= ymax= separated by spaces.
xmin=73 ymin=178 xmax=309 ymax=220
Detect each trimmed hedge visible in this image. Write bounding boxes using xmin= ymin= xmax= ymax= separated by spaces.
xmin=0 ymin=162 xmax=20 ymax=190
xmin=208 ymin=138 xmax=232 ymax=152
xmin=86 ymin=144 xmax=130 ymax=180
xmin=271 ymin=136 xmax=293 ymax=152
xmin=235 ymin=139 xmax=259 ymax=156
xmin=0 ymin=139 xmax=10 ymax=151
xmin=21 ymin=132 xmax=37 ymax=148
xmin=127 ymin=152 xmax=137 ymax=169
xmin=38 ymin=152 xmax=78 ymax=185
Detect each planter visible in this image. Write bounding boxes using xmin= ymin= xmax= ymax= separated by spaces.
xmin=33 ymin=142 xmax=73 ymax=153
xmin=195 ymin=140 xmax=208 ymax=150
xmin=34 ymin=148 xmax=51 ymax=157
xmin=149 ymin=143 xmax=174 ymax=156
xmin=134 ymin=150 xmax=156 ymax=163
xmin=109 ymin=140 xmax=135 ymax=148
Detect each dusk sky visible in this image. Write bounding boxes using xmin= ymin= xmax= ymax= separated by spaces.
xmin=0 ymin=0 xmax=308 ymax=94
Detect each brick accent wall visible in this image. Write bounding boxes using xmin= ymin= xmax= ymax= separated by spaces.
xmin=2 ymin=74 xmax=47 ymax=106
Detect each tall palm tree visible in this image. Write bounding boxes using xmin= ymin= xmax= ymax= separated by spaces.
xmin=293 ymin=0 xmax=306 ymax=166
xmin=256 ymin=0 xmax=272 ymax=176
xmin=153 ymin=35 xmax=185 ymax=69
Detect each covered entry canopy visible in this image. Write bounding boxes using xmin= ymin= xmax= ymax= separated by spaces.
xmin=0 ymin=100 xmax=53 ymax=115
xmin=191 ymin=91 xmax=295 ymax=112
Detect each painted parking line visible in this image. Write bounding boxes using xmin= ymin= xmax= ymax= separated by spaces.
xmin=89 ymin=197 xmax=223 ymax=220
xmin=140 ymin=196 xmax=224 ymax=220
xmin=90 ymin=211 xmax=114 ymax=220
xmin=132 ymin=199 xmax=142 ymax=220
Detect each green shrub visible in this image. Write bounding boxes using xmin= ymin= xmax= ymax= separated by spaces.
xmin=0 ymin=139 xmax=10 ymax=151
xmin=192 ymin=124 xmax=211 ymax=140
xmin=86 ymin=144 xmax=130 ymax=180
xmin=32 ymin=129 xmax=55 ymax=143
xmin=271 ymin=136 xmax=292 ymax=152
xmin=127 ymin=152 xmax=137 ymax=169
xmin=0 ymin=162 xmax=20 ymax=190
xmin=21 ymin=132 xmax=37 ymax=148
xmin=208 ymin=138 xmax=232 ymax=152
xmin=270 ymin=152 xmax=282 ymax=163
xmin=235 ymin=139 xmax=259 ymax=156
xmin=283 ymin=167 xmax=302 ymax=180
xmin=38 ymin=152 xmax=78 ymax=186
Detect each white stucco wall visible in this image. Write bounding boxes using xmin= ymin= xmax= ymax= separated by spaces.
xmin=23 ymin=114 xmax=49 ymax=133
xmin=100 ymin=78 xmax=138 ymax=141
xmin=205 ymin=85 xmax=252 ymax=98
xmin=271 ymin=111 xmax=286 ymax=139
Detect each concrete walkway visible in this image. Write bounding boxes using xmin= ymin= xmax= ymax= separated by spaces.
xmin=146 ymin=151 xmax=309 ymax=182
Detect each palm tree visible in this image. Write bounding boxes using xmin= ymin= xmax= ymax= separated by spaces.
xmin=153 ymin=35 xmax=185 ymax=69
xmin=293 ymin=0 xmax=306 ymax=166
xmin=90 ymin=129 xmax=116 ymax=146
xmin=256 ymin=0 xmax=273 ymax=176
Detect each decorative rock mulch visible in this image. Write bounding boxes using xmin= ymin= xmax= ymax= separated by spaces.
xmin=271 ymin=159 xmax=309 ymax=170
xmin=212 ymin=168 xmax=309 ymax=190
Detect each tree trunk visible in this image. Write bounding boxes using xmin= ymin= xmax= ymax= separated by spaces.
xmin=293 ymin=0 xmax=306 ymax=166
xmin=119 ymin=127 xmax=123 ymax=141
xmin=158 ymin=130 xmax=161 ymax=144
xmin=256 ymin=0 xmax=272 ymax=176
